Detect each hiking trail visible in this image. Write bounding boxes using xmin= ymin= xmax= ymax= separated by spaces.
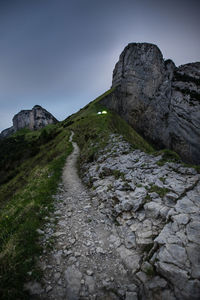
xmin=36 ymin=131 xmax=136 ymax=300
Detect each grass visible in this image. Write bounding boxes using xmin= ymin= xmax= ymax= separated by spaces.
xmin=0 ymin=124 xmax=62 ymax=187
xmin=148 ymin=184 xmax=170 ymax=198
xmin=1 ymin=87 xmax=199 ymax=299
xmin=156 ymin=149 xmax=181 ymax=166
xmin=112 ymin=170 xmax=124 ymax=180
xmin=62 ymin=89 xmax=154 ymax=166
xmin=0 ymin=125 xmax=72 ymax=299
xmin=182 ymin=163 xmax=200 ymax=174
xmin=144 ymin=264 xmax=155 ymax=277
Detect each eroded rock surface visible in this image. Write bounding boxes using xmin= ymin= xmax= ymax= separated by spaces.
xmin=81 ymin=134 xmax=200 ymax=299
xmin=100 ymin=43 xmax=200 ymax=164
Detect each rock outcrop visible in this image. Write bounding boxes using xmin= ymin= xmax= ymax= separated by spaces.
xmin=0 ymin=126 xmax=15 ymax=139
xmin=0 ymin=105 xmax=58 ymax=138
xmin=100 ymin=43 xmax=200 ymax=164
xmin=82 ymin=134 xmax=200 ymax=300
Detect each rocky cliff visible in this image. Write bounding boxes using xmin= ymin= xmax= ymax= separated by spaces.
xmin=0 ymin=105 xmax=58 ymax=138
xmin=100 ymin=43 xmax=200 ymax=164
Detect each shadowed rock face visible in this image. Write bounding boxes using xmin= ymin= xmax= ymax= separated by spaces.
xmin=12 ymin=105 xmax=58 ymax=131
xmin=0 ymin=126 xmax=15 ymax=139
xmin=0 ymin=105 xmax=58 ymax=138
xmin=100 ymin=43 xmax=200 ymax=164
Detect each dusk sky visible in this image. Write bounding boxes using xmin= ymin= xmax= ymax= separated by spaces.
xmin=0 ymin=0 xmax=199 ymax=132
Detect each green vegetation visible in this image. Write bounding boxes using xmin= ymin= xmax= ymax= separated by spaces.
xmin=143 ymin=243 xmax=154 ymax=253
xmin=156 ymin=148 xmax=200 ymax=172
xmin=148 ymin=184 xmax=170 ymax=198
xmin=159 ymin=177 xmax=166 ymax=184
xmin=182 ymin=163 xmax=200 ymax=174
xmin=112 ymin=170 xmax=125 ymax=180
xmin=143 ymin=264 xmax=155 ymax=277
xmin=136 ymin=183 xmax=143 ymax=188
xmin=156 ymin=149 xmax=181 ymax=166
xmin=62 ymin=89 xmax=153 ymax=165
xmin=107 ymin=184 xmax=113 ymax=191
xmin=0 ymin=125 xmax=72 ymax=299
xmin=1 ymin=87 xmax=199 ymax=299
xmin=145 ymin=194 xmax=151 ymax=201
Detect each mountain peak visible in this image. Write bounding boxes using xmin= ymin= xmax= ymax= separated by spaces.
xmin=33 ymin=104 xmax=43 ymax=109
xmin=0 ymin=105 xmax=58 ymax=139
xmin=101 ymin=42 xmax=200 ymax=164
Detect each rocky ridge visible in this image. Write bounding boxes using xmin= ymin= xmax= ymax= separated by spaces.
xmin=81 ymin=134 xmax=200 ymax=299
xmin=26 ymin=133 xmax=200 ymax=299
xmin=0 ymin=105 xmax=58 ymax=138
xmin=100 ymin=43 xmax=200 ymax=164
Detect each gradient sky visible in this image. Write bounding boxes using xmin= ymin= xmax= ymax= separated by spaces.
xmin=0 ymin=0 xmax=199 ymax=132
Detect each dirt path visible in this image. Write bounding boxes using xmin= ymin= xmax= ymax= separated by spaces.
xmin=37 ymin=132 xmax=136 ymax=300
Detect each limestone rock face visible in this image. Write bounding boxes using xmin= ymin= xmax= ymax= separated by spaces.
xmin=82 ymin=134 xmax=200 ymax=300
xmin=0 ymin=105 xmax=58 ymax=138
xmin=100 ymin=43 xmax=200 ymax=164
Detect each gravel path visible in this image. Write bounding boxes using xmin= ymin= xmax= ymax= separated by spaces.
xmin=37 ymin=132 xmax=136 ymax=300
xmin=25 ymin=132 xmax=200 ymax=300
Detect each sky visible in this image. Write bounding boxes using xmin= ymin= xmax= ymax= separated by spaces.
xmin=0 ymin=0 xmax=199 ymax=132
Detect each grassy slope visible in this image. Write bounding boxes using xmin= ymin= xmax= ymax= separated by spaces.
xmin=0 ymin=125 xmax=72 ymax=299
xmin=0 ymin=89 xmax=154 ymax=299
xmin=67 ymin=89 xmax=199 ymax=170
xmin=62 ymin=89 xmax=154 ymax=165
xmin=1 ymin=88 xmax=196 ymax=299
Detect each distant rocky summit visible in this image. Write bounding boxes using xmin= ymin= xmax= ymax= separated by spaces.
xmin=0 ymin=105 xmax=58 ymax=138
xmin=100 ymin=43 xmax=200 ymax=164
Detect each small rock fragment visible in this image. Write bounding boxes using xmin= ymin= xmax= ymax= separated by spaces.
xmin=86 ymin=270 xmax=93 ymax=276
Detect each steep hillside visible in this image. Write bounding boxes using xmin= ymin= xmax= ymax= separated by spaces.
xmin=64 ymin=89 xmax=154 ymax=163
xmin=0 ymin=124 xmax=72 ymax=299
xmin=64 ymin=92 xmax=200 ymax=299
xmin=1 ymin=90 xmax=199 ymax=299
xmin=0 ymin=91 xmax=156 ymax=299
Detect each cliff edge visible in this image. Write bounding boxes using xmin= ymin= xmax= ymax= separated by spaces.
xmin=100 ymin=43 xmax=200 ymax=164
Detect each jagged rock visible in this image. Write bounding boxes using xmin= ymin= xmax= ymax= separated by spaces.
xmin=86 ymin=270 xmax=93 ymax=276
xmin=186 ymin=243 xmax=200 ymax=279
xmin=109 ymin=234 xmax=121 ymax=248
xmin=117 ymin=245 xmax=140 ymax=271
xmin=82 ymin=133 xmax=200 ymax=299
xmin=100 ymin=43 xmax=200 ymax=164
xmin=38 ymin=132 xmax=200 ymax=300
xmin=157 ymin=244 xmax=189 ymax=269
xmin=186 ymin=221 xmax=200 ymax=244
xmin=147 ymin=276 xmax=167 ymax=290
xmin=0 ymin=105 xmax=58 ymax=138
xmin=156 ymin=261 xmax=200 ymax=300
xmin=124 ymin=232 xmax=136 ymax=249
